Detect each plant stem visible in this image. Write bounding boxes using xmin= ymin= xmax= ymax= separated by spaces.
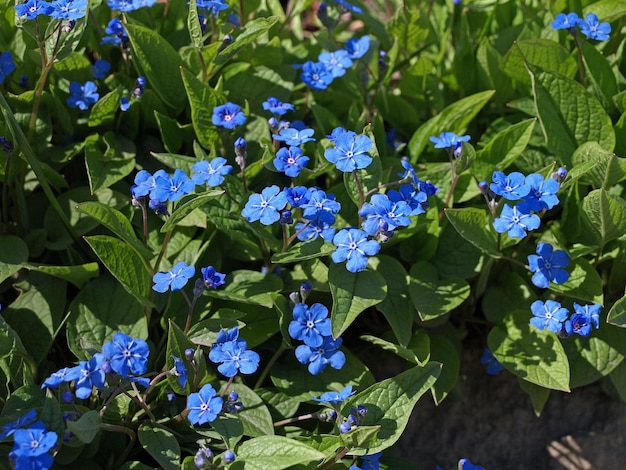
xmin=274 ymin=412 xmax=315 ymax=427
xmin=254 ymin=344 xmax=286 ymax=390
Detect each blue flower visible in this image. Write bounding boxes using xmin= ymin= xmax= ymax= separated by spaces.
xmin=92 ymin=59 xmax=110 ymax=80
xmin=102 ymin=17 xmax=128 ymax=46
xmin=215 ymin=326 xmax=240 ymax=345
xmin=102 ymin=332 xmax=150 ymax=377
xmin=14 ymin=0 xmax=53 ymax=19
xmin=130 ymin=169 xmax=162 ymax=198
xmin=187 ymin=384 xmax=223 ymax=425
xmin=332 ymin=228 xmax=380 ymax=273
xmin=359 ymin=193 xmax=412 ymax=236
xmin=191 ymin=158 xmax=232 ymax=186
xmin=295 ymin=217 xmax=337 ymax=242
xmin=312 ymin=385 xmax=355 ymax=407
xmin=301 ymin=188 xmax=341 ymax=224
xmin=262 ymin=96 xmax=295 ymax=116
xmin=327 ymin=127 xmax=355 ymax=143
xmin=152 ymin=168 xmax=195 ymax=202
xmin=196 ymin=0 xmax=229 ymax=15
xmin=492 ymin=203 xmax=541 ymax=238
xmin=578 ymin=13 xmax=611 ymax=41
xmin=334 ymin=0 xmax=362 ymax=14
xmin=152 ymin=261 xmax=195 ymax=293
xmin=564 ymin=313 xmax=593 ymax=337
xmin=490 ymin=171 xmax=531 ymax=200
xmin=345 ymin=36 xmax=370 ymax=59
xmin=318 ymin=50 xmax=353 ymax=78
xmin=551 ymin=12 xmax=579 ymax=30
xmin=388 ymin=184 xmax=427 ymax=216
xmin=208 ymin=339 xmax=260 ymax=377
xmin=289 ymin=303 xmax=332 ymax=347
xmin=301 ymin=61 xmax=334 ymax=90
xmin=361 ymin=452 xmax=382 ymax=470
xmin=41 ymin=367 xmax=77 ymax=389
xmin=273 ymin=127 xmax=316 ymax=146
xmin=429 ymin=132 xmax=470 ymax=150
xmin=523 ymin=173 xmax=560 ymax=211
xmin=66 ymin=81 xmax=99 ymax=110
xmin=527 ymin=242 xmax=570 ymax=289
xmin=201 ymin=266 xmax=226 ymax=289
xmin=530 ymin=299 xmax=569 ymax=333
xmin=212 ymin=102 xmax=246 ymax=130
xmin=274 ymin=146 xmax=310 ymax=177
xmin=12 ymin=422 xmax=58 ymax=457
xmin=120 ymin=97 xmax=130 ymax=111
xmin=324 ymin=132 xmax=373 ymax=172
xmin=0 ymin=410 xmax=37 ymax=440
xmin=171 ymin=355 xmax=188 ymax=388
xmin=458 ymin=459 xmax=485 ymax=470
xmin=107 ymin=0 xmax=157 ymax=12
xmin=480 ymin=348 xmax=505 ymax=376
xmin=572 ymin=302 xmax=601 ymax=330
xmin=0 ymin=52 xmax=16 ymax=85
xmin=49 ymin=0 xmax=88 ymax=20
xmin=71 ymin=353 xmax=106 ymax=399
xmin=295 ymin=336 xmax=346 ymax=375
xmin=241 ymin=185 xmax=288 ymax=225
xmin=285 ymin=186 xmax=312 ymax=208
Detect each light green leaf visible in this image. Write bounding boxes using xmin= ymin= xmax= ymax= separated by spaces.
xmin=0 ymin=235 xmax=28 ymax=283
xmin=329 ymin=264 xmax=387 ymax=339
xmin=583 ymin=1 xmax=626 ymax=23
xmin=126 ymin=24 xmax=186 ymax=110
xmin=581 ymin=41 xmax=618 ymax=112
xmin=571 ymin=142 xmax=626 ymax=189
xmin=187 ymin=0 xmax=203 ymax=49
xmin=138 ymin=424 xmax=180 ymax=470
xmin=517 ymin=378 xmax=550 ymax=417
xmin=502 ymin=39 xmax=576 ymax=85
xmin=219 ymin=382 xmax=274 ymax=438
xmin=488 ymin=311 xmax=570 ymax=392
xmin=88 ymin=87 xmax=123 ymax=128
xmin=429 ymin=335 xmax=460 ymax=405
xmin=548 ymin=257 xmax=604 ymax=304
xmin=407 ymin=262 xmax=470 ymax=321
xmin=25 ymin=263 xmax=99 ymax=288
xmin=180 ymin=67 xmax=222 ymax=150
xmin=66 ymin=410 xmax=101 ymax=444
xmin=84 ymin=235 xmax=153 ymax=306
xmin=341 ymin=363 xmax=441 ymax=455
xmin=234 ymin=435 xmax=326 ymax=470
xmin=607 ymin=291 xmax=626 ymax=327
xmin=581 ymin=189 xmax=626 ymax=248
xmin=271 ymin=238 xmax=336 ymax=264
xmin=161 ymin=190 xmax=224 ymax=232
xmin=203 ymin=270 xmax=283 ymax=308
xmin=84 ymin=133 xmax=136 ymax=194
xmin=444 ymin=208 xmax=500 ymax=258
xmin=360 ymin=333 xmax=428 ymax=366
xmin=214 ymin=16 xmax=281 ymax=65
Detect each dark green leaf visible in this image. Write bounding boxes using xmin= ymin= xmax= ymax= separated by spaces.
xmin=138 ymin=424 xmax=180 ymax=470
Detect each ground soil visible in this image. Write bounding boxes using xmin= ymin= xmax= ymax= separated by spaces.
xmin=395 ymin=349 xmax=626 ymax=470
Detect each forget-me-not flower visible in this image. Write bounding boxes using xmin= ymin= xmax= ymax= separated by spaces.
xmin=152 ymin=168 xmax=195 ymax=202
xmin=49 ymin=0 xmax=88 ymax=20
xmin=345 ymin=36 xmax=370 ymax=59
xmin=0 ymin=410 xmax=37 ymax=440
xmin=191 ymin=158 xmax=232 ymax=186
xmin=262 ymin=96 xmax=295 ymax=115
xmin=551 ymin=12 xmax=580 ymax=30
xmin=102 ymin=332 xmax=150 ymax=377
xmin=171 ymin=355 xmax=188 ymax=388
xmin=324 ymin=132 xmax=373 ymax=172
xmin=274 ymin=146 xmax=310 ymax=177
xmin=527 ymin=242 xmax=570 ymax=289
xmin=289 ymin=303 xmax=332 ymax=347
xmin=429 ymin=132 xmax=470 ymax=150
xmin=530 ymin=299 xmax=569 ymax=333
xmin=212 ymin=102 xmax=246 ymax=130
xmin=209 ymin=338 xmax=260 ymax=377
xmin=273 ymin=127 xmax=316 ymax=146
xmin=490 ymin=171 xmax=531 ymax=200
xmin=241 ymin=185 xmax=288 ymax=225
xmin=318 ymin=50 xmax=353 ymax=78
xmin=301 ymin=61 xmax=334 ymax=90
xmin=523 ymin=173 xmax=560 ymax=211
xmin=67 ymin=81 xmax=99 ymax=110
xmin=70 ymin=353 xmax=106 ymax=399
xmin=493 ymin=203 xmax=541 ymax=238
xmin=312 ymin=385 xmax=355 ymax=407
xmin=200 ymin=266 xmax=226 ymax=289
xmin=152 ymin=261 xmax=195 ymax=293
xmin=0 ymin=52 xmax=16 ymax=85
xmin=295 ymin=336 xmax=346 ymax=375
xmin=14 ymin=0 xmax=53 ymax=19
xmin=480 ymin=348 xmax=505 ymax=375
xmin=332 ymin=228 xmax=380 ymax=272
xmin=187 ymin=383 xmax=223 ymax=425
xmin=578 ymin=13 xmax=611 ymax=41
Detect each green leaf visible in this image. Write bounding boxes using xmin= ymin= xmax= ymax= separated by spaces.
xmin=453 ymin=141 xmax=475 ymax=175
xmin=2 ymin=278 xmax=66 ymax=365
xmin=219 ymin=382 xmax=274 ymax=438
xmin=234 ymin=435 xmax=326 ymax=470
xmin=407 ymin=262 xmax=470 ymax=321
xmin=271 ymin=237 xmax=336 ymax=264
xmin=210 ymin=414 xmax=244 ymax=449
xmin=84 ymin=235 xmax=153 ymax=306
xmin=607 ymin=291 xmax=626 ymax=327
xmin=548 ymin=257 xmax=604 ymax=304
xmin=428 ymin=335 xmax=460 ymax=405
xmin=340 ymin=425 xmax=380 ymax=450
xmin=138 ymin=424 xmax=180 ymax=470
xmin=126 ymin=24 xmax=186 ymax=110
xmin=531 ymin=69 xmax=616 ymax=164
xmin=408 ymin=90 xmax=494 ymax=158
xmin=488 ymin=311 xmax=570 ymax=392
xmin=360 ymin=334 xmax=427 ymax=366
xmin=481 ymin=271 xmax=535 ymax=325
xmin=66 ymin=275 xmax=149 ymax=360
xmin=214 ymin=16 xmax=281 ymax=65
xmin=161 ymin=190 xmax=224 ymax=232
xmin=368 ymin=255 xmax=414 ymax=346
xmin=517 ymin=378 xmax=550 ymax=417
xmin=583 ymin=1 xmax=626 ymax=24
xmin=341 ymin=363 xmax=441 ymax=455
xmin=180 ymin=68 xmax=222 ymax=150
xmin=581 ymin=41 xmax=619 ymax=112
xmin=187 ymin=0 xmax=203 ymax=49
xmin=84 ymin=133 xmax=136 ymax=194
xmin=0 ymin=235 xmax=28 ymax=283
xmin=166 ymin=321 xmax=196 ymax=395
xmin=66 ymin=410 xmax=101 ymax=444
xmin=571 ymin=142 xmax=626 ymax=189
xmin=581 ymin=189 xmax=626 ymax=248
xmin=203 ymin=270 xmax=283 ymax=308
xmin=88 ymin=87 xmax=123 ymax=128
xmin=25 ymin=263 xmax=99 ymax=288
xmin=444 ymin=208 xmax=501 ymax=258
xmin=329 ymin=264 xmax=387 ymax=339
xmin=502 ymin=39 xmax=576 ymax=85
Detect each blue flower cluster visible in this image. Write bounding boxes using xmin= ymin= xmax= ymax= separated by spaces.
xmin=208 ymin=327 xmax=260 ymax=377
xmin=1 ymin=410 xmax=57 ymax=470
xmin=530 ymin=300 xmax=601 ymax=337
xmin=552 ymin=12 xmax=611 ymax=41
xmin=152 ymin=262 xmax=226 ymax=294
xmin=349 ymin=452 xmax=382 ymax=470
xmin=489 ymin=170 xmax=562 ymax=238
xmin=300 ymin=36 xmax=370 ymax=91
xmin=102 ymin=18 xmax=129 ymax=47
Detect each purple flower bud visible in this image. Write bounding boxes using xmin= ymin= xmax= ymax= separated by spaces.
xmin=289 ymin=291 xmax=301 ymax=305
xmin=61 ymin=391 xmax=74 ymax=404
xmin=478 ymin=180 xmax=489 ymax=194
xmin=300 ymin=281 xmax=312 ymax=302
xmin=279 ymin=209 xmax=293 ymax=225
xmin=167 ymin=392 xmax=176 ymax=402
xmin=101 ymin=360 xmax=113 ymax=374
xmin=223 ymin=450 xmax=235 ymax=463
xmin=339 ymin=421 xmax=352 ymax=433
xmin=228 ymin=391 xmax=239 ymax=401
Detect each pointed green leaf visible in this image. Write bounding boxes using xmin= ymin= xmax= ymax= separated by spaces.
xmin=271 ymin=238 xmax=336 ymax=264
xmin=187 ymin=0 xmax=203 ymax=49
xmin=166 ymin=321 xmax=196 ymax=395
xmin=488 ymin=311 xmax=570 ymax=392
xmin=329 ymin=264 xmax=387 ymax=339
xmin=161 ymin=190 xmax=224 ymax=232
xmin=517 ymin=378 xmax=550 ymax=417
xmin=444 ymin=208 xmax=501 ymax=258
xmin=214 ymin=16 xmax=281 ymax=65
xmin=138 ymin=424 xmax=180 ymax=470
xmin=548 ymin=257 xmax=603 ymax=304
xmin=428 ymin=335 xmax=460 ymax=405
xmin=502 ymin=38 xmax=576 ymax=85
xmin=581 ymin=41 xmax=618 ymax=111
xmin=581 ymin=189 xmax=626 ymax=247
xmin=607 ymin=291 xmax=626 ymax=327
xmin=203 ymin=270 xmax=283 ymax=308
xmin=235 ymin=435 xmax=326 ymax=470
xmin=360 ymin=334 xmax=427 ymax=366
xmin=220 ymin=382 xmax=274 ymax=438
xmin=88 ymin=87 xmax=123 ymax=128
xmin=571 ymin=142 xmax=626 ymax=189
xmin=341 ymin=363 xmax=441 ymax=455
xmin=180 ymin=67 xmax=222 ymax=150
xmin=0 ymin=235 xmax=28 ymax=283
xmin=25 ymin=263 xmax=99 ymax=288
xmin=84 ymin=133 xmax=136 ymax=194
xmin=66 ymin=410 xmax=101 ymax=444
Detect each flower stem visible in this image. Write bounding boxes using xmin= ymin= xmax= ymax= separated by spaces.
xmin=254 ymin=344 xmax=286 ymax=390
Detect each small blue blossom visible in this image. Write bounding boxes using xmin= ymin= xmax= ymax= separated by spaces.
xmin=223 ymin=450 xmax=236 ymax=463
xmin=14 ymin=0 xmax=53 ymax=19
xmin=334 ymin=0 xmax=362 ymax=13
xmin=490 ymin=171 xmax=531 ymax=200
xmin=152 ymin=261 xmax=196 ymax=293
xmin=241 ymin=185 xmax=288 ymax=225
xmin=262 ymin=96 xmax=295 ymax=116
xmin=120 ymin=97 xmax=130 ymax=111
xmin=285 ymin=186 xmax=312 ymax=208
xmin=171 ymin=356 xmax=188 ymax=388
xmin=215 ymin=326 xmax=240 ymax=345
xmin=191 ymin=158 xmax=232 ymax=186
xmin=187 ymin=384 xmax=223 ymax=425
xmin=289 ymin=303 xmax=332 ymax=347
xmin=332 ymin=228 xmax=380 ymax=273
xmin=339 ymin=421 xmax=352 ymax=433
xmin=273 ymin=127 xmax=316 ymax=146
xmin=564 ymin=313 xmax=593 ymax=337
xmin=295 ymin=336 xmax=346 ymax=375
xmin=312 ymin=385 xmax=355 ymax=407
xmin=523 ymin=173 xmax=560 ymax=211
xmin=212 ymin=102 xmax=246 ymax=130
xmin=578 ymin=13 xmax=611 ymax=41
xmin=107 ymin=0 xmax=157 ymax=12
xmin=318 ymin=50 xmax=353 ymax=78
xmin=71 ymin=353 xmax=106 ymax=399
xmin=92 ymin=59 xmax=111 ymax=80
xmin=66 ymin=81 xmax=99 ymax=110
xmin=327 ymin=127 xmax=355 ymax=143
xmin=429 ymin=132 xmax=470 ymax=150
xmin=361 ymin=452 xmax=382 ymax=470
xmin=41 ymin=367 xmax=76 ymax=389
xmin=492 ymin=203 xmax=541 ymax=238
xmin=324 ymin=132 xmax=373 ymax=172
xmin=301 ymin=188 xmax=341 ymax=224
xmin=388 ymin=184 xmax=428 ymax=216
xmin=209 ymin=338 xmax=260 ymax=377
xmin=152 ymin=168 xmax=195 ymax=203
xmin=0 ymin=52 xmax=16 ymax=85
xmin=12 ymin=422 xmax=58 ymax=457
xmin=0 ymin=410 xmax=37 ymax=440
xmin=194 ymin=447 xmax=213 ymax=468
xmin=527 ymin=242 xmax=570 ymax=289
xmin=49 ymin=0 xmax=88 ymax=20
xmin=458 ymin=459 xmax=486 ymax=470
xmin=345 ymin=36 xmax=370 ymax=59
xmin=102 ymin=18 xmax=128 ymax=46
xmin=274 ymin=146 xmax=310 ymax=177
xmin=102 ymin=332 xmax=150 ymax=377
xmin=359 ymin=193 xmax=412 ymax=236
xmin=551 ymin=12 xmax=580 ymax=30
xmin=572 ymin=302 xmax=601 ymax=330
xmin=296 ymin=217 xmax=337 ymax=242
xmin=301 ymin=61 xmax=334 ymax=90
xmin=201 ymin=266 xmax=226 ymax=289
xmin=480 ymin=348 xmax=505 ymax=375
xmin=530 ymin=299 xmax=569 ymax=333
xmin=196 ymin=0 xmax=229 ymax=15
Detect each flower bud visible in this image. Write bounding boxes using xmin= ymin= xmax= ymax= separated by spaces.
xmin=289 ymin=291 xmax=301 ymax=305
xmin=223 ymin=450 xmax=236 ymax=463
xmin=185 ymin=348 xmax=195 ymax=361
